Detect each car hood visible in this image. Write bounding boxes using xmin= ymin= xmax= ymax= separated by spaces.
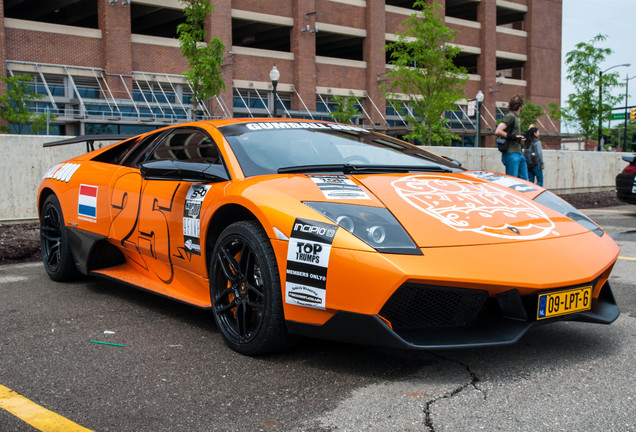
xmin=347 ymin=171 xmax=591 ymax=248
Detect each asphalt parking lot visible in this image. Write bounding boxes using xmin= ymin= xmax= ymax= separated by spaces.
xmin=1 ymin=206 xmax=635 ymax=432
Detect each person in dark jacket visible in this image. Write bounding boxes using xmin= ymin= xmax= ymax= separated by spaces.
xmin=523 ymin=126 xmax=544 ymax=186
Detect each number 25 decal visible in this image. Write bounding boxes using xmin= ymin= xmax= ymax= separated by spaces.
xmin=109 ymin=172 xmax=180 ymax=284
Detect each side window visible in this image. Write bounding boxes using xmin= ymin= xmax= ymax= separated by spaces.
xmin=146 ymin=129 xmax=222 ymax=164
xmin=120 ymin=130 xmax=166 ymax=167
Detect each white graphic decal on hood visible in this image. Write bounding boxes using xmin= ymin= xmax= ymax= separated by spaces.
xmin=391 ymin=175 xmax=554 ymax=239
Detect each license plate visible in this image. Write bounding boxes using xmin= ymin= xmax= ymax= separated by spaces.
xmin=537 ymin=286 xmax=592 ymax=320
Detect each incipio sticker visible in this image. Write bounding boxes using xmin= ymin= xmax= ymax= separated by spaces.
xmin=309 ymin=175 xmax=370 ymax=200
xmin=465 ymin=171 xmax=537 ymax=193
xmin=77 ymin=184 xmax=98 ymax=222
xmin=285 ymin=218 xmax=338 ymax=309
xmin=182 ymin=184 xmax=211 ymax=255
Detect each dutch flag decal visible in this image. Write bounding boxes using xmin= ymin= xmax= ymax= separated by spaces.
xmin=78 ymin=185 xmax=98 ymax=219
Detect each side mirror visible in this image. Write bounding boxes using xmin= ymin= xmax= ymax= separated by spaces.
xmin=441 ymin=155 xmax=462 ymax=167
xmin=140 ymin=160 xmax=229 ymax=182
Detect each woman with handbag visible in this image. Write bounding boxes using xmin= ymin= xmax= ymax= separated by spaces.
xmin=495 ymin=94 xmax=527 ymax=180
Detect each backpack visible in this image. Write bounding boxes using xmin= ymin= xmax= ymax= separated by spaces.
xmin=497 ymin=115 xmax=516 ymax=152
xmin=524 ymin=140 xmax=540 ymax=167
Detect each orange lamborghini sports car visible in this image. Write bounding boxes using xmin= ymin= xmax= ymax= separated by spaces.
xmin=39 ymin=119 xmax=620 ymax=355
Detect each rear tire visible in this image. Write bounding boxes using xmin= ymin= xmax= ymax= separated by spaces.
xmin=210 ymin=221 xmax=295 ymax=355
xmin=40 ymin=194 xmax=79 ymax=281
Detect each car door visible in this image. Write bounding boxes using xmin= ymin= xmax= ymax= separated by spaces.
xmin=109 ymin=127 xmax=228 ymax=286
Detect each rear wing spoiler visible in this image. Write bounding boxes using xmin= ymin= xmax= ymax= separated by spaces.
xmin=622 ymin=154 xmax=635 ymax=163
xmin=44 ymin=134 xmax=135 ymax=153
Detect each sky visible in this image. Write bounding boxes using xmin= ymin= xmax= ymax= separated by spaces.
xmin=561 ymin=0 xmax=636 ymax=130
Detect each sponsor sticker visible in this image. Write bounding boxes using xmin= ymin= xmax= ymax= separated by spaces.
xmin=465 ymin=171 xmax=537 ymax=193
xmin=244 ymin=122 xmax=367 ymax=132
xmin=182 ymin=184 xmax=211 ymax=255
xmin=285 ymin=218 xmax=338 ymax=309
xmin=44 ymin=163 xmax=81 ymax=183
xmin=309 ymin=175 xmax=370 ymax=200
xmin=78 ymin=184 xmax=98 ymax=222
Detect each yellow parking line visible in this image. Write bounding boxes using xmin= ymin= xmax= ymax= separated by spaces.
xmin=618 ymin=256 xmax=636 ymax=261
xmin=0 ymin=384 xmax=92 ymax=432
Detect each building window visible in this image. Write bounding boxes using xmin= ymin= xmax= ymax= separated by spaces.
xmin=3 ymin=0 xmax=98 ymax=29
xmin=496 ymin=7 xmax=526 ymax=27
xmin=316 ymin=95 xmax=363 ymax=123
xmin=446 ymin=0 xmax=478 ymax=22
xmin=316 ymin=32 xmax=364 ymax=61
xmin=233 ymin=89 xmax=291 ymax=116
xmin=385 ymin=0 xmax=416 ymax=9
xmin=130 ymin=4 xmax=185 ymax=38
xmin=232 ymin=19 xmax=291 ymax=52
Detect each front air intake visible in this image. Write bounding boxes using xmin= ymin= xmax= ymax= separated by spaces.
xmin=380 ymin=284 xmax=489 ymax=330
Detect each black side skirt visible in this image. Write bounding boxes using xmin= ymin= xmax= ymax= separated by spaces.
xmin=67 ymin=226 xmax=125 ymax=275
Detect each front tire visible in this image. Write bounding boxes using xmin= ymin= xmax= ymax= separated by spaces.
xmin=40 ymin=194 xmax=79 ymax=281
xmin=210 ymin=221 xmax=294 ymax=355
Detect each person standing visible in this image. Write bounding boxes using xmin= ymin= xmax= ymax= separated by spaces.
xmin=524 ymin=126 xmax=544 ymax=186
xmin=495 ymin=95 xmax=527 ymax=180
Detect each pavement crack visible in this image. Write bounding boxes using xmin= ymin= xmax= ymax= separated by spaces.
xmin=423 ymin=353 xmax=486 ymax=432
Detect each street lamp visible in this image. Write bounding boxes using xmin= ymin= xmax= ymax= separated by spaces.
xmin=475 ymin=90 xmax=484 ymax=147
xmin=269 ymin=65 xmax=280 ymax=118
xmin=598 ymin=63 xmax=630 ymax=151
xmin=623 ymin=73 xmax=636 ymax=150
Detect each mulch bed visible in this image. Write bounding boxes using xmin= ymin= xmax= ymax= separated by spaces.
xmin=0 ymin=221 xmax=41 ymax=264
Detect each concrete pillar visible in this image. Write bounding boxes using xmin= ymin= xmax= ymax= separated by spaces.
xmin=0 ymin=0 xmax=6 ymax=82
xmin=525 ymin=0 xmax=561 ymax=128
xmin=207 ymin=0 xmax=233 ymax=118
xmin=364 ymin=0 xmax=386 ymax=127
xmin=0 ymin=0 xmax=8 ymax=130
xmin=97 ymin=0 xmax=133 ymax=99
xmin=291 ymin=0 xmax=317 ymax=113
xmin=477 ymin=0 xmax=497 ymax=147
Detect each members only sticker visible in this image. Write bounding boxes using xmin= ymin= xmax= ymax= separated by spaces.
xmin=285 ymin=218 xmax=338 ymax=309
xmin=183 ymin=184 xmax=211 ymax=255
xmin=309 ymin=175 xmax=370 ymax=200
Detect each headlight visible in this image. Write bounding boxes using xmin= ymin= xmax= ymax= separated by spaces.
xmin=304 ymin=202 xmax=421 ymax=255
xmin=533 ymin=191 xmax=604 ymax=237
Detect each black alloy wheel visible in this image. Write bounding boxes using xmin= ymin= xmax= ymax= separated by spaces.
xmin=210 ymin=221 xmax=294 ymax=355
xmin=40 ymin=194 xmax=78 ymax=281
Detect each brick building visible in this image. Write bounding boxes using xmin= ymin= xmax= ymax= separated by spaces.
xmin=0 ymin=0 xmax=562 ymax=144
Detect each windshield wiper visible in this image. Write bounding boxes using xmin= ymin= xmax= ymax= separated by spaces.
xmin=277 ymin=164 xmax=454 ymax=174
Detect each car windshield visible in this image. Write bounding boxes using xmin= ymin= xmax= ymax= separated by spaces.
xmin=218 ymin=121 xmax=463 ymax=177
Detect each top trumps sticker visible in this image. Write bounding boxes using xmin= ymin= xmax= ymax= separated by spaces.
xmin=285 ymin=218 xmax=338 ymax=309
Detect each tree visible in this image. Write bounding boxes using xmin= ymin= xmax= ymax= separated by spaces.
xmin=563 ymin=34 xmax=622 ymax=145
xmin=329 ymin=95 xmax=360 ymax=124
xmin=382 ymin=1 xmax=468 ymax=146
xmin=177 ymin=0 xmax=226 ymax=121
xmin=0 ymin=74 xmax=52 ymax=134
xmin=607 ymin=120 xmax=636 ymax=151
xmin=519 ymin=99 xmax=545 ymax=131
